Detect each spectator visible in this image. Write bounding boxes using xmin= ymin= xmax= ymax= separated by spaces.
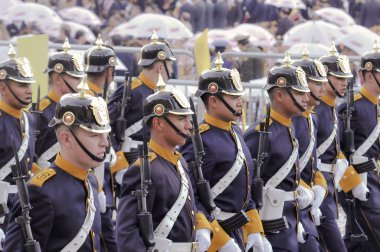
xmin=275 ymin=8 xmax=295 ymax=39
xmin=213 ymin=0 xmax=228 ymax=29
xmin=360 ymin=0 xmax=380 ymax=30
xmin=75 ymin=30 xmax=90 ymax=44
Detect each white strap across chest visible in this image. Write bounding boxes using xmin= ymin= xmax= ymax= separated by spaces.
xmin=0 ymin=112 xmax=30 ymax=181
xmin=122 ymin=119 xmax=143 ymax=152
xmin=317 ymin=111 xmax=337 ymax=158
xmin=265 ymin=140 xmax=299 ymax=189
xmin=354 ymin=111 xmax=380 ymax=157
xmin=211 ymin=130 xmax=245 ymax=199
xmin=60 ymin=179 xmax=96 ymax=252
xmin=299 ymin=115 xmax=315 ymax=172
xmin=154 ymin=160 xmax=189 ymax=239
xmin=37 ymin=142 xmax=60 ymax=168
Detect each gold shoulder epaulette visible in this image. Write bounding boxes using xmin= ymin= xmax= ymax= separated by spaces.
xmin=30 ymin=168 xmax=56 ymax=187
xmin=39 ymin=98 xmax=51 ymax=111
xmin=255 ymin=118 xmax=273 ymax=131
xmin=354 ymin=93 xmax=363 ymax=102
xmin=199 ymin=123 xmax=210 ymax=133
xmin=131 ymin=77 xmax=142 ymax=90
xmin=133 ymin=152 xmax=158 ymax=167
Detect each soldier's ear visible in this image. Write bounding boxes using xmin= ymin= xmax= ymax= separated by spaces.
xmin=208 ymin=95 xmax=218 ymax=109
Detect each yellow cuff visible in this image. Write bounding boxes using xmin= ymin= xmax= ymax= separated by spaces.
xmin=32 ymin=162 xmax=42 ymax=174
xmin=196 ymin=212 xmax=212 ymax=231
xmin=245 ymin=209 xmax=264 ymax=234
xmin=337 ymin=151 xmax=347 ymax=160
xmin=207 ymin=219 xmax=230 ymax=252
xmin=111 ymin=151 xmax=129 ymax=174
xmin=300 ymin=179 xmax=312 ymax=190
xmin=314 ymin=171 xmax=328 ymax=195
xmin=339 ymin=165 xmax=362 ymax=193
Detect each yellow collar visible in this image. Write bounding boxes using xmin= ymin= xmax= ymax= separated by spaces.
xmin=271 ymin=108 xmax=291 ymax=127
xmin=0 ymin=100 xmax=22 ymax=118
xmin=321 ymin=95 xmax=335 ymax=107
xmin=360 ymin=87 xmax=378 ymax=105
xmin=204 ymin=113 xmax=232 ymax=131
xmin=149 ymin=139 xmax=180 ymax=165
xmin=55 ymin=153 xmax=89 ymax=181
xmin=87 ymin=81 xmax=103 ymax=95
xmin=302 ymin=109 xmax=314 ymax=118
xmin=139 ymin=73 xmax=156 ymax=90
xmin=47 ymin=89 xmax=60 ymax=103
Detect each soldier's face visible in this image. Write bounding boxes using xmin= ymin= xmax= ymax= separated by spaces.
xmin=218 ymin=94 xmax=243 ymax=121
xmin=327 ymin=75 xmax=348 ymax=97
xmin=288 ymin=89 xmax=309 ymax=115
xmin=307 ymin=80 xmax=326 ymax=106
xmin=163 ymin=114 xmax=192 ymax=146
xmin=60 ymin=74 xmax=82 ymax=94
xmin=0 ymin=80 xmax=32 ymax=109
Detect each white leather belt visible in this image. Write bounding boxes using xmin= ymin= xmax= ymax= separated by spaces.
xmin=60 ymin=179 xmax=96 ymax=252
xmin=266 ymin=140 xmax=299 ymax=189
xmin=299 ymin=114 xmax=315 ymax=172
xmin=319 ymin=163 xmax=335 ymax=173
xmin=354 ymin=119 xmax=380 ymax=157
xmin=260 ymin=188 xmax=297 ymax=221
xmin=211 ymin=130 xmax=245 ymax=199
xmin=317 ymin=112 xmax=337 ymax=158
xmin=218 ymin=211 xmax=238 ymax=221
xmin=154 ymin=161 xmax=189 ymax=239
xmin=37 ymin=142 xmax=60 ymax=169
xmin=171 ymin=242 xmax=199 ymax=252
xmin=0 ymin=112 xmax=30 ymax=181
xmin=122 ymin=119 xmax=143 ymax=152
xmin=282 ymin=191 xmax=298 ymax=201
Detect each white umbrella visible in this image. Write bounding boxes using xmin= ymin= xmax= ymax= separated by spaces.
xmin=0 ymin=3 xmax=62 ymax=38
xmin=0 ymin=0 xmax=21 ymax=15
xmin=315 ymin=7 xmax=355 ymax=27
xmin=287 ymin=43 xmax=330 ymax=57
xmin=337 ymin=26 xmax=380 ymax=55
xmin=231 ymin=24 xmax=276 ymax=47
xmin=109 ymin=13 xmax=193 ymax=40
xmin=62 ymin=21 xmax=96 ymax=43
xmin=283 ymin=20 xmax=343 ymax=47
xmin=264 ymin=0 xmax=306 ymax=9
xmin=340 ymin=24 xmax=374 ymax=36
xmin=59 ymin=6 xmax=102 ymax=27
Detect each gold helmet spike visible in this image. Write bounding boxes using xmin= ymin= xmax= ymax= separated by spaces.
xmin=77 ymin=75 xmax=90 ymax=98
xmin=214 ymin=52 xmax=224 ymax=71
xmin=283 ymin=53 xmax=292 ymax=67
xmin=329 ymin=42 xmax=338 ymax=56
xmin=373 ymin=40 xmax=380 ymax=53
xmin=156 ymin=73 xmax=167 ymax=92
xmin=62 ymin=37 xmax=71 ymax=54
xmin=151 ymin=30 xmax=159 ymax=44
xmin=95 ymin=34 xmax=103 ymax=49
xmin=301 ymin=46 xmax=309 ymax=60
xmin=8 ymin=44 xmax=16 ymax=60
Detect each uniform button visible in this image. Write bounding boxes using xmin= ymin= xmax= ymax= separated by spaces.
xmin=26 ymin=158 xmax=30 ymax=163
xmin=187 ymin=196 xmax=191 ymax=201
xmin=351 ymin=171 xmax=355 ymax=175
xmin=215 ymin=227 xmax=220 ymax=232
xmin=20 ymin=120 xmax=24 ymax=125
xmin=191 ymin=210 xmax=194 ymax=216
xmin=193 ymin=225 xmax=195 ymax=230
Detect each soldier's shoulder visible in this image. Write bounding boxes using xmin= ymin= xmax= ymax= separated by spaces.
xmin=131 ymin=77 xmax=143 ymax=90
xmin=354 ymin=92 xmax=363 ymax=102
xmin=199 ymin=123 xmax=210 ymax=134
xmin=133 ymin=152 xmax=157 ymax=167
xmin=254 ymin=118 xmax=273 ymax=131
xmin=39 ymin=98 xmax=51 ymax=111
xmin=30 ymin=168 xmax=56 ymax=187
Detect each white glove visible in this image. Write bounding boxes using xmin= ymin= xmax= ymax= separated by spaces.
xmin=352 ymin=182 xmax=370 ymax=201
xmin=297 ymin=222 xmax=306 ymax=243
xmin=334 ymin=159 xmax=349 ymax=191
xmin=98 ymin=191 xmax=107 ymax=214
xmin=297 ymin=185 xmax=314 ymax=209
xmin=0 ymin=227 xmax=5 ymax=250
xmin=310 ymin=208 xmax=323 ymax=226
xmin=196 ymin=229 xmax=211 ymax=252
xmin=262 ymin=236 xmax=272 ymax=252
xmin=245 ymin=233 xmax=263 ymax=252
xmin=311 ymin=185 xmax=326 ymax=211
xmin=219 ymin=238 xmax=241 ymax=252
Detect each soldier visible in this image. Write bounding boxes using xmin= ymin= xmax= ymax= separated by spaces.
xmin=316 ymin=44 xmax=368 ymax=252
xmin=0 ymin=45 xmax=37 ymax=244
xmin=292 ymin=47 xmax=329 ymax=251
xmin=180 ymin=53 xmax=271 ymax=252
xmin=244 ymin=54 xmax=314 ymax=251
xmin=108 ymin=31 xmax=176 ymax=180
xmin=3 ymin=81 xmax=110 ymax=251
xmin=337 ymin=41 xmax=380 ymax=252
xmin=84 ymin=34 xmax=118 ymax=252
xmin=116 ymin=76 xmax=212 ymax=252
xmin=35 ymin=38 xmax=85 ymax=169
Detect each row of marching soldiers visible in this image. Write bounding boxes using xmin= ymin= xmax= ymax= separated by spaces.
xmin=0 ymin=29 xmax=379 ymax=252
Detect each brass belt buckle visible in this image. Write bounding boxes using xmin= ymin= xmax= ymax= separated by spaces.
xmin=191 ymin=242 xmax=199 ymax=252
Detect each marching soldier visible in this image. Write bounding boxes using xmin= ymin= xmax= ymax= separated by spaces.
xmin=3 ymin=80 xmax=110 ymax=251
xmin=181 ymin=53 xmax=271 ymax=252
xmin=116 ymin=77 xmax=212 ymax=252
xmin=244 ymin=54 xmax=314 ymax=251
xmin=108 ymin=31 xmax=176 ymax=182
xmin=84 ymin=34 xmax=118 ymax=252
xmin=316 ymin=44 xmax=367 ymax=252
xmin=35 ymin=38 xmax=85 ymax=169
xmin=337 ymin=41 xmax=380 ymax=251
xmin=0 ymin=45 xmax=37 ymax=243
xmin=292 ymin=47 xmax=329 ymax=251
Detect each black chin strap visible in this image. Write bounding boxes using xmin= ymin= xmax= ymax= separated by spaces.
xmin=327 ymin=79 xmax=344 ymax=98
xmin=5 ymin=83 xmax=30 ymax=106
xmin=216 ymin=93 xmax=242 ymax=116
xmin=69 ymin=127 xmax=106 ymax=162
xmin=60 ymin=74 xmax=77 ymax=93
xmin=310 ymin=91 xmax=321 ymax=102
xmin=162 ymin=61 xmax=171 ymax=80
xmin=285 ymin=88 xmax=306 ymax=112
xmin=370 ymin=72 xmax=380 ymax=89
xmin=163 ymin=116 xmax=189 ymax=139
